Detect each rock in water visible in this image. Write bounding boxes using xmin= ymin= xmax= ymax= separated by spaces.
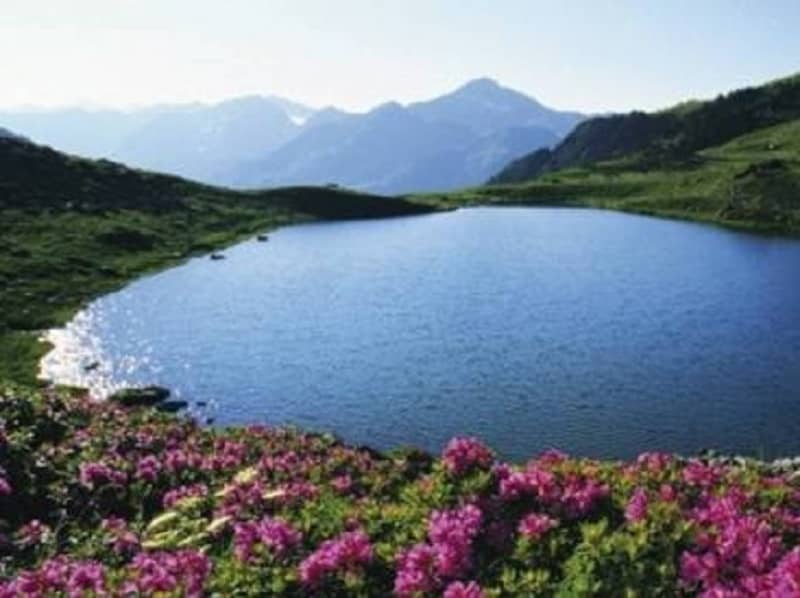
xmin=156 ymin=400 xmax=189 ymax=413
xmin=109 ymin=386 xmax=170 ymax=407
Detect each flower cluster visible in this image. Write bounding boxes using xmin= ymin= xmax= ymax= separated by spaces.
xmin=78 ymin=460 xmax=127 ymax=489
xmin=101 ymin=517 xmax=139 ymax=555
xmin=0 ymin=557 xmax=106 ymax=597
xmin=517 ymin=512 xmax=558 ymax=539
xmin=624 ymin=487 xmax=649 ymax=523
xmin=128 ymin=550 xmax=211 ymax=597
xmin=679 ymin=488 xmax=797 ymax=595
xmin=496 ymin=460 xmax=610 ymax=518
xmin=162 ymin=482 xmax=208 ymax=508
xmin=442 ymin=437 xmax=494 ymax=476
xmin=233 ymin=517 xmax=302 ymax=562
xmin=298 ymin=530 xmax=374 ymax=587
xmin=395 ymin=504 xmax=483 ymax=595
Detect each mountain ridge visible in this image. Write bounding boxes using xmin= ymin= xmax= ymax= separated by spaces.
xmin=1 ymin=79 xmax=584 ymax=194
xmin=229 ymin=79 xmax=579 ymax=193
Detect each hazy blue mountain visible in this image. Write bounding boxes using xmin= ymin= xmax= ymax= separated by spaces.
xmin=0 ymin=108 xmax=164 ymax=158
xmin=111 ymin=96 xmax=306 ymax=182
xmin=264 ymin=96 xmax=317 ymax=124
xmin=231 ymin=79 xmax=579 ymax=193
xmin=1 ymin=79 xmax=582 ymax=193
xmin=228 ymin=102 xmax=477 ymax=192
xmin=0 ymin=96 xmax=316 ymax=181
xmin=408 ymin=77 xmax=583 ymax=137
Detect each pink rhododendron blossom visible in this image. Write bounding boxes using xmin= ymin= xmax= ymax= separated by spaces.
xmin=135 ymin=455 xmax=162 ymax=481
xmin=442 ymin=437 xmax=494 ymax=476
xmin=331 ymin=474 xmax=354 ymax=494
xmin=625 ymin=487 xmax=649 ymax=523
xmin=518 ymin=513 xmax=558 ymax=539
xmin=0 ymin=557 xmax=107 ymax=597
xmin=78 ymin=461 xmax=126 ymax=489
xmin=394 ymin=543 xmax=439 ymax=596
xmin=162 ymin=483 xmax=209 ymax=508
xmin=233 ymin=517 xmax=301 ymax=562
xmin=682 ymin=460 xmax=722 ymax=488
xmin=101 ymin=517 xmax=139 ymax=555
xmin=636 ymin=452 xmax=672 ymax=472
xmin=299 ymin=531 xmax=373 ymax=587
xmin=443 ymin=580 xmax=485 ymax=598
xmin=129 ymin=550 xmax=210 ymax=597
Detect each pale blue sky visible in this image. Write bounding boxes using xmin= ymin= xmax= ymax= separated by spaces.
xmin=2 ymin=0 xmax=798 ymax=113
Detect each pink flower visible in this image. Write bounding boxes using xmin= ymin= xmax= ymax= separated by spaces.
xmin=625 ymin=488 xmax=649 ymax=523
xmin=129 ymin=550 xmax=210 ymax=597
xmin=0 ymin=557 xmax=107 ymax=597
xmin=636 ymin=452 xmax=672 ymax=473
xmin=415 ymin=504 xmax=484 ymax=581
xmin=659 ymin=483 xmax=677 ymax=502
xmin=78 ymin=461 xmax=126 ymax=489
xmin=101 ymin=517 xmax=139 ymax=555
xmin=394 ymin=544 xmax=439 ymax=596
xmin=135 ymin=455 xmax=162 ymax=482
xmin=162 ymin=483 xmax=208 ymax=508
xmin=682 ymin=460 xmax=722 ymax=488
xmin=444 ymin=580 xmax=485 ymax=598
xmin=299 ymin=531 xmax=373 ymax=587
xmin=233 ymin=517 xmax=301 ymax=562
xmin=331 ymin=474 xmax=354 ymax=495
xmin=558 ymin=474 xmax=609 ymax=518
xmin=518 ymin=513 xmax=558 ymax=540
xmin=536 ymin=449 xmax=569 ymax=465
xmin=17 ymin=520 xmax=50 ymax=547
xmin=442 ymin=437 xmax=494 ymax=476
xmin=770 ymin=547 xmax=800 ymax=595
xmin=0 ymin=476 xmax=11 ymax=496
xmin=66 ymin=561 xmax=106 ymax=596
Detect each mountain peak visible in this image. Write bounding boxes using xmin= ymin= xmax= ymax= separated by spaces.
xmin=458 ymin=77 xmax=501 ymax=92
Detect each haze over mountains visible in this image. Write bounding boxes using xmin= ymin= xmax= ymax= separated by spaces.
xmin=0 ymin=79 xmax=583 ymax=194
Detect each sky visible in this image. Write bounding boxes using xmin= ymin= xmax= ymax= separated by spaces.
xmin=1 ymin=0 xmax=799 ymax=114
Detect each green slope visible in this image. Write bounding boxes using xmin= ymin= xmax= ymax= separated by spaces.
xmin=417 ymin=119 xmax=800 ymax=234
xmin=491 ymin=72 xmax=800 ymax=184
xmin=0 ymin=135 xmax=435 ymax=384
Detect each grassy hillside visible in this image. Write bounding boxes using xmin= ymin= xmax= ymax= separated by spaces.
xmin=418 ymin=119 xmax=800 ymax=234
xmin=491 ymin=72 xmax=800 ymax=184
xmin=0 ymin=135 xmax=435 ymax=384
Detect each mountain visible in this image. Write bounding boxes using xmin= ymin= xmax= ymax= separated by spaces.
xmin=408 ymin=77 xmax=582 ymax=137
xmin=110 ymin=96 xmax=306 ymax=182
xmin=491 ymin=73 xmax=800 ymax=184
xmin=229 ymin=101 xmax=478 ymax=193
xmin=0 ymin=108 xmax=159 ymax=158
xmin=230 ymin=79 xmax=578 ymax=193
xmin=1 ymin=80 xmax=583 ymax=194
xmin=0 ymin=96 xmax=317 ymax=182
xmin=418 ymin=74 xmax=800 ymax=235
xmin=0 ymin=127 xmax=24 ymax=141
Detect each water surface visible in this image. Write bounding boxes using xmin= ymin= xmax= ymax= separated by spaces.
xmin=43 ymin=208 xmax=800 ymax=461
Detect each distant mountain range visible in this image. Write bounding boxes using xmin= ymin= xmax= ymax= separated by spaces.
xmin=0 ymin=79 xmax=583 ymax=194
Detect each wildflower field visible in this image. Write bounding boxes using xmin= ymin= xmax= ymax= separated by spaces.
xmin=1 ymin=384 xmax=799 ymax=596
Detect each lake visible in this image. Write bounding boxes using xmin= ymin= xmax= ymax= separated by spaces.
xmin=41 ymin=207 xmax=800 ymax=461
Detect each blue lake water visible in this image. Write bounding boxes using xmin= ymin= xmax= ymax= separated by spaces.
xmin=42 ymin=207 xmax=800 ymax=461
